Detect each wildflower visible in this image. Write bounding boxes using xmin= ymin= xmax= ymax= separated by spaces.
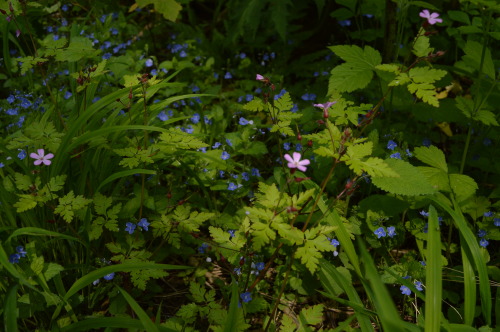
xmin=390 ymin=152 xmax=402 ymax=159
xmin=338 ymin=20 xmax=352 ymax=27
xmin=251 ymin=168 xmax=261 ymax=177
xmin=329 ymin=238 xmax=340 ymax=247
xmin=228 ymin=230 xmax=236 ymax=238
xmin=103 ymin=272 xmax=115 ymax=281
xmin=479 ymin=238 xmax=489 ymax=248
xmin=484 ymin=211 xmax=494 ymax=217
xmin=64 ymin=91 xmax=72 ymax=99
xmin=419 ymin=10 xmax=443 ymax=25
xmin=198 ymin=243 xmax=209 ymax=254
xmin=213 ymin=142 xmax=221 ymax=149
xmin=224 ymin=72 xmax=232 ymax=79
xmin=477 ymin=229 xmax=487 ymax=238
xmin=284 ymin=152 xmax=310 ymax=172
xmin=406 ymin=149 xmax=412 ymax=157
xmin=313 ymin=101 xmax=336 ymax=118
xmin=374 ymin=227 xmax=386 ymax=238
xmin=414 ymin=281 xmax=423 ymax=291
xmin=400 ymin=285 xmax=412 ymax=296
xmin=125 ymin=222 xmax=136 ymax=234
xmin=420 ymin=210 xmax=429 ymax=217
xmin=18 ymin=149 xmax=27 ymax=160
xmin=226 ymin=138 xmax=233 ymax=147
xmin=494 ymin=218 xmax=500 ymax=227
xmin=145 ymin=59 xmax=153 ymax=67
xmin=239 ymin=117 xmax=253 ymax=125
xmin=240 ymin=292 xmax=252 ymax=303
xmin=227 ymin=182 xmax=238 ymax=191
xmin=30 ymin=149 xmax=54 ymax=165
xmin=191 ymin=113 xmax=200 ymax=124
xmin=283 ymin=142 xmax=291 ymax=151
xmin=138 ymin=218 xmax=149 ymax=231
xmin=420 ymin=261 xmax=426 ymax=266
xmin=301 ymin=93 xmax=316 ymax=101
xmin=9 ymin=253 xmax=21 ymax=264
xmin=16 ymin=246 xmax=27 ymax=257
xmin=387 ymin=140 xmax=397 ymax=150
xmin=221 ymin=151 xmax=230 ymax=160
xmin=157 ymin=111 xmax=169 ymax=121
xmin=219 ymin=170 xmax=225 ymax=178
xmin=256 ymin=73 xmax=265 ymax=81
xmin=93 ymin=279 xmax=100 ymax=285
xmin=295 ymin=143 xmax=302 ymax=152
xmin=387 ymin=226 xmax=396 ymax=238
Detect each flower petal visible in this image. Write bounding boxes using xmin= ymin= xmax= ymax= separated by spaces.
xmin=292 ymin=152 xmax=302 ymax=163
xmin=37 ymin=149 xmax=45 ymax=156
xmin=284 ymin=154 xmax=294 ymax=163
xmin=44 ymin=153 xmax=54 ymax=159
xmin=30 ymin=152 xmax=39 ymax=159
xmin=34 ymin=159 xmax=43 ymax=166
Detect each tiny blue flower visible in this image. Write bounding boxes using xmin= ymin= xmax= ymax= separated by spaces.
xmin=422 ymin=138 xmax=431 ymax=147
xmin=479 ymin=238 xmax=489 ymax=248
xmin=283 ymin=142 xmax=291 ymax=151
xmin=387 ymin=226 xmax=396 ymax=238
xmin=400 ymin=285 xmax=411 ymax=296
xmin=330 ymin=238 xmax=340 ymax=247
xmin=110 ymin=27 xmax=119 ymax=35
xmin=494 ymin=218 xmax=500 ymax=227
xmin=157 ymin=111 xmax=169 ymax=121
xmin=92 ymin=279 xmax=100 ymax=285
xmin=224 ymin=72 xmax=232 ymax=79
xmin=295 ymin=143 xmax=302 ymax=152
xmin=7 ymin=95 xmax=15 ymax=104
xmin=102 ymin=52 xmax=112 ymax=60
xmin=477 ymin=229 xmax=487 ymax=238
xmin=338 ymin=20 xmax=352 ymax=27
xmin=390 ymin=152 xmax=402 ymax=159
xmin=414 ymin=281 xmax=423 ymax=291
xmin=219 ymin=170 xmax=225 ymax=178
xmin=20 ymin=98 xmax=31 ymax=109
xmin=484 ymin=211 xmax=494 ymax=217
xmin=234 ymin=267 xmax=241 ymax=275
xmin=227 ymin=182 xmax=238 ymax=191
xmin=150 ymin=69 xmax=158 ymax=76
xmin=213 ymin=142 xmax=221 ymax=149
xmin=125 ymin=222 xmax=136 ymax=234
xmin=245 ymin=94 xmax=253 ymax=102
xmin=191 ymin=113 xmax=200 ymax=124
xmin=420 ymin=261 xmax=426 ymax=266
xmin=239 ymin=52 xmax=246 ymax=59
xmin=198 ymin=243 xmax=209 ymax=254
xmin=103 ymin=272 xmax=115 ymax=281
xmin=198 ymin=147 xmax=207 ymax=153
xmin=16 ymin=246 xmax=27 ymax=257
xmin=255 ymin=262 xmax=265 ymax=271
xmin=374 ymin=227 xmax=386 ymax=238
xmin=64 ymin=91 xmax=72 ymax=99
xmin=420 ymin=210 xmax=429 ymax=217
xmin=240 ymin=292 xmax=252 ymax=303
xmin=9 ymin=253 xmax=21 ymax=264
xmin=406 ymin=149 xmax=412 ymax=157
xmin=239 ymin=117 xmax=251 ymax=125
xmin=145 ymin=59 xmax=153 ymax=67
xmin=228 ymin=230 xmax=236 ymax=238
xmin=221 ymin=151 xmax=230 ymax=160
xmin=184 ymin=125 xmax=194 ymax=134
xmin=138 ymin=218 xmax=150 ymax=231
xmin=241 ymin=172 xmax=249 ymax=181
xmin=18 ymin=149 xmax=26 ymax=160
xmin=251 ymin=168 xmax=261 ymax=177
xmin=387 ymin=140 xmax=397 ymax=150
xmin=226 ymin=138 xmax=233 ymax=147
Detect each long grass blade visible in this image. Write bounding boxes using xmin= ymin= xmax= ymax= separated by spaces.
xmin=224 ymin=278 xmax=240 ymax=332
xmin=116 ymin=285 xmax=159 ymax=332
xmin=6 ymin=227 xmax=88 ymax=248
xmin=4 ymin=284 xmax=18 ymax=332
xmin=59 ymin=317 xmax=177 ymax=332
xmin=95 ymin=168 xmax=156 ymax=193
xmin=425 ymin=205 xmax=442 ymax=331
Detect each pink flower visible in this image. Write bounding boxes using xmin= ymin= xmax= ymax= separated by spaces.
xmin=284 ymin=152 xmax=310 ymax=172
xmin=30 ymin=149 xmax=54 ymax=166
xmin=313 ymin=101 xmax=336 ymax=118
xmin=256 ymin=74 xmax=265 ymax=81
xmin=419 ymin=10 xmax=442 ymax=25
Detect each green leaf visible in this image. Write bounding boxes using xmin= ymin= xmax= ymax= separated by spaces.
xmin=474 ymin=109 xmax=499 ymax=126
xmin=4 ymin=285 xmax=18 ymax=332
xmin=18 ymin=56 xmax=49 ymax=75
xmin=412 ymin=33 xmax=433 ymax=57
xmin=449 ymin=174 xmax=478 ymax=202
xmin=115 ymin=285 xmax=160 ymax=332
xmin=54 ymin=191 xmax=92 ymax=223
xmin=55 ymin=37 xmax=99 ymax=62
xmin=414 ymin=145 xmax=448 ymax=172
xmin=274 ymin=92 xmax=293 ymax=113
xmin=298 ymin=305 xmax=324 ymax=331
xmin=418 ymin=167 xmax=451 ymax=192
xmin=371 ymin=159 xmax=437 ymax=196
xmin=271 ymin=0 xmax=289 ymax=41
xmin=136 ymin=0 xmax=182 ymax=21
xmin=243 ymin=97 xmax=265 ymax=112
xmin=328 ymin=45 xmax=381 ymax=93
xmin=14 ymin=194 xmax=38 ymax=212
xmin=158 ymin=128 xmax=208 ymax=150
xmin=44 ymin=263 xmax=64 ymax=281
xmin=425 ymin=205 xmax=442 ymax=332
xmin=462 ymin=39 xmax=496 ymax=79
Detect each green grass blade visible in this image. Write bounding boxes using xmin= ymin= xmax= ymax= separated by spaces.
xmin=425 ymin=205 xmax=442 ymax=332
xmin=429 ymin=196 xmax=491 ymax=326
xmin=318 ymin=259 xmax=374 ymax=331
xmin=115 ymin=285 xmax=159 ymax=332
xmin=224 ymin=278 xmax=240 ymax=332
xmin=4 ymin=284 xmax=18 ymax=332
xmin=95 ymin=168 xmax=157 ymax=193
xmin=6 ymin=227 xmax=88 ymax=248
xmin=461 ymin=234 xmax=475 ymax=325
xmin=358 ymin=239 xmax=421 ymax=332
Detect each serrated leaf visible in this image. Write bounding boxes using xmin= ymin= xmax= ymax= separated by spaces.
xmin=474 ymin=109 xmax=498 ymax=126
xmin=408 ymin=82 xmax=440 ymax=107
xmin=54 ymin=191 xmax=92 ymax=223
xmin=409 ymin=67 xmax=447 ymax=84
xmin=14 ymin=194 xmax=38 ymax=212
xmin=298 ymin=304 xmax=324 ymax=329
xmin=31 ymin=256 xmax=45 ymax=275
xmin=274 ymin=92 xmax=293 ymax=112
xmin=371 ymin=159 xmax=437 ymax=196
xmin=15 ymin=173 xmax=33 ymax=191
xmin=413 ymin=34 xmax=433 ymax=57
xmin=376 ymin=64 xmax=401 ymax=73
xmin=414 ymin=146 xmax=448 ymax=172
xmin=449 ymin=174 xmax=478 ymax=202
xmin=243 ymin=97 xmax=265 ymax=112
xmin=158 ymin=128 xmax=208 ymax=150
xmin=418 ymin=167 xmax=451 ymax=192
xmin=55 ymin=37 xmax=99 ymax=62
xmin=18 ymin=56 xmax=49 ymax=75
xmin=44 ymin=263 xmax=64 ymax=281
xmin=462 ymin=40 xmax=495 ymax=79
xmin=456 ymin=96 xmax=474 ymax=118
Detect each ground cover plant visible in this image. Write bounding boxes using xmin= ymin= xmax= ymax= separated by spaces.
xmin=0 ymin=0 xmax=499 ymax=331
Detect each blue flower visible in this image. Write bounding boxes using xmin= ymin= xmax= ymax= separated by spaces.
xmin=198 ymin=243 xmax=209 ymax=254
xmin=400 ymin=285 xmax=411 ymax=295
xmin=241 ymin=172 xmax=249 ymax=181
xmin=138 ymin=218 xmax=150 ymax=231
xmin=7 ymin=94 xmax=15 ymax=104
xmin=390 ymin=152 xmax=402 ymax=159
xmin=64 ymin=91 xmax=73 ymax=99
xmin=374 ymin=227 xmax=386 ymax=238
xmin=387 ymin=140 xmax=397 ymax=150
xmin=20 ymin=98 xmax=31 ymax=109
xmin=484 ymin=211 xmax=494 ymax=217
xmin=110 ymin=28 xmax=119 ymax=35
xmin=414 ymin=281 xmax=423 ymax=291
xmin=191 ymin=113 xmax=200 ymax=124
xmin=295 ymin=143 xmax=302 ymax=152
xmin=420 ymin=210 xmax=429 ymax=217
xmin=301 ymin=93 xmax=316 ymax=101
xmin=239 ymin=117 xmax=251 ymax=125
xmin=92 ymin=279 xmax=100 ymax=285
xmin=212 ymin=142 xmax=221 ymax=149
xmin=224 ymin=72 xmax=232 ymax=79
xmin=494 ymin=218 xmax=500 ymax=226
xmin=406 ymin=149 xmax=412 ymax=157
xmin=125 ymin=222 xmax=136 ymax=234
xmin=16 ymin=246 xmax=27 ymax=257
xmin=329 ymin=238 xmax=340 ymax=247
xmin=479 ymin=238 xmax=489 ymax=248
xmin=219 ymin=170 xmax=225 ymax=178
xmin=255 ymin=262 xmax=265 ymax=271
xmin=338 ymin=20 xmax=352 ymax=27
xmin=477 ymin=229 xmax=487 ymax=238
xmin=103 ymin=272 xmax=115 ymax=281
xmin=240 ymin=292 xmax=252 ymax=303
xmin=221 ymin=151 xmax=230 ymax=160
xmin=245 ymin=94 xmax=253 ymax=102
xmin=226 ymin=138 xmax=233 ymax=147
xmin=283 ymin=142 xmax=291 ymax=151
xmin=227 ymin=182 xmax=238 ymax=191
xmin=9 ymin=253 xmax=21 ymax=263
xmin=251 ymin=168 xmax=261 ymax=177
xmin=18 ymin=149 xmax=26 ymax=160
xmin=422 ymin=138 xmax=431 ymax=147
xmin=145 ymin=59 xmax=153 ymax=67
xmin=157 ymin=111 xmax=169 ymax=121
xmin=228 ymin=230 xmax=236 ymax=238
xmin=387 ymin=226 xmax=396 ymax=238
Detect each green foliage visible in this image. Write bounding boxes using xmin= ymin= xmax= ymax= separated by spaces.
xmin=54 ymin=191 xmax=92 ymax=223
xmin=135 ymin=0 xmax=182 ymax=22
xmin=89 ymin=193 xmax=121 ymax=240
xmin=328 ymin=45 xmax=382 ymax=94
xmin=341 ymin=141 xmax=398 ymax=177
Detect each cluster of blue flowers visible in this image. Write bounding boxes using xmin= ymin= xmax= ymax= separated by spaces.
xmin=2 ymin=91 xmax=44 ymax=129
xmin=327 ymin=238 xmax=340 ymax=256
xmin=400 ymin=276 xmax=423 ymax=296
xmin=124 ymin=218 xmax=150 ymax=235
xmin=374 ymin=226 xmax=396 ymax=239
xmin=9 ymin=246 xmax=27 ymax=264
xmin=386 ymin=140 xmax=412 ymax=159
xmin=168 ymin=42 xmax=189 ymax=58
